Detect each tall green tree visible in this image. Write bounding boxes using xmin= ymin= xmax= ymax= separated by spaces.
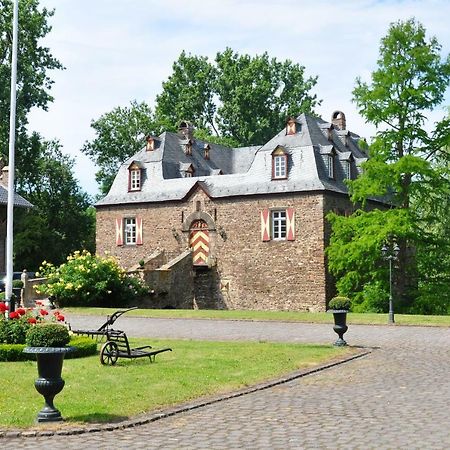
xmin=0 ymin=0 xmax=63 ymax=154
xmin=81 ymin=100 xmax=161 ymax=195
xmin=156 ymin=48 xmax=320 ymax=146
xmin=14 ymin=134 xmax=95 ymax=270
xmin=214 ymin=48 xmax=319 ymax=145
xmin=326 ymin=19 xmax=450 ymax=313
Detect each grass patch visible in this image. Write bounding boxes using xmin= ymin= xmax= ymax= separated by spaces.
xmin=64 ymin=307 xmax=450 ymax=327
xmin=0 ymin=338 xmax=352 ymax=428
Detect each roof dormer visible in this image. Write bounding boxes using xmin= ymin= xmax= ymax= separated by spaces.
xmin=146 ymin=135 xmax=160 ymax=151
xmin=128 ymin=161 xmax=145 ymax=191
xmin=271 ymin=145 xmax=288 ymax=180
xmin=204 ymin=143 xmax=211 ymax=160
xmin=286 ymin=117 xmax=302 ymax=135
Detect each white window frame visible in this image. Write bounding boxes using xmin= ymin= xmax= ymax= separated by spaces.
xmin=273 ymin=155 xmax=287 ymax=179
xmin=343 ymin=160 xmax=351 ymax=180
xmin=124 ymin=218 xmax=137 ymax=245
xmin=271 ymin=210 xmax=287 ymax=240
xmin=326 ymin=155 xmax=334 ymax=179
xmin=129 ymin=169 xmax=141 ymax=191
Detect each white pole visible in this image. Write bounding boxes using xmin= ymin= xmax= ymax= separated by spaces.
xmin=5 ymin=0 xmax=19 ymax=317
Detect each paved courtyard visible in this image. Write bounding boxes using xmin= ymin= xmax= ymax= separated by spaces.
xmin=3 ymin=316 xmax=450 ymax=449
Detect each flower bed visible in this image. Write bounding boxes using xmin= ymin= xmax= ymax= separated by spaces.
xmin=0 ymin=300 xmax=97 ymax=361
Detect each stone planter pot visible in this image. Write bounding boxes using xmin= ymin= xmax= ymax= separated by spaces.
xmin=23 ymin=346 xmax=73 ymax=423
xmin=330 ymin=310 xmax=348 ymax=346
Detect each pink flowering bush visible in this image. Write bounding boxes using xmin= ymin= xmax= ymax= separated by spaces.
xmin=0 ymin=301 xmax=66 ymax=345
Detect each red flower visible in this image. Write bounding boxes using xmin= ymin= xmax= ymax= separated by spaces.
xmin=57 ymin=314 xmax=65 ymax=322
xmin=40 ymin=309 xmax=49 ymax=316
xmin=27 ymin=317 xmax=37 ymax=324
xmin=0 ymin=302 xmax=8 ymax=313
xmin=9 ymin=311 xmax=19 ymax=319
xmin=17 ymin=308 xmax=26 ymax=316
xmin=35 ymin=301 xmax=43 ymax=306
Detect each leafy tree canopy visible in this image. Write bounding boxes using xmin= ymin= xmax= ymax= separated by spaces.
xmin=83 ymin=49 xmax=320 ymax=194
xmin=81 ymin=100 xmax=161 ymax=195
xmin=0 ymin=0 xmax=63 ymax=154
xmin=327 ymin=19 xmax=450 ymax=314
xmin=14 ymin=134 xmax=95 ymax=271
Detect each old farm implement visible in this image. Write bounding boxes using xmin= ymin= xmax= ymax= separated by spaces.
xmin=71 ymin=307 xmax=172 ymax=365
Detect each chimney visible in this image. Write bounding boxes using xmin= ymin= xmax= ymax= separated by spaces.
xmin=331 ymin=111 xmax=346 ymax=130
xmin=178 ymin=121 xmax=194 ymax=140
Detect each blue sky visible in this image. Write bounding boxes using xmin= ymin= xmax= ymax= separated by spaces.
xmin=27 ymin=0 xmax=450 ymax=197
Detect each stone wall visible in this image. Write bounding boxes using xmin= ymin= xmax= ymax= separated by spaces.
xmin=96 ymin=189 xmax=356 ymax=311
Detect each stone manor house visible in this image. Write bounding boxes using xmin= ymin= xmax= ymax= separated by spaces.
xmin=95 ymin=111 xmax=373 ymax=311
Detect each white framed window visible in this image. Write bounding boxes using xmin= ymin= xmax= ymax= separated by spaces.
xmin=124 ymin=218 xmax=136 ymax=245
xmin=274 ymin=155 xmax=287 ymax=179
xmin=272 ymin=146 xmax=288 ymax=180
xmin=271 ymin=210 xmax=287 ymax=240
xmin=185 ymin=171 xmax=193 ymax=178
xmin=129 ymin=169 xmax=141 ymax=191
xmin=326 ymin=155 xmax=334 ymax=179
xmin=343 ymin=161 xmax=351 ymax=180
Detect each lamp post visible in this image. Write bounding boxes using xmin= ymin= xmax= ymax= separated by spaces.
xmin=381 ymin=241 xmax=400 ymax=324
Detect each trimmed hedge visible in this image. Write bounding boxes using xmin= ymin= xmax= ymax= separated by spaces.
xmin=25 ymin=323 xmax=71 ymax=347
xmin=0 ymin=336 xmax=98 ymax=362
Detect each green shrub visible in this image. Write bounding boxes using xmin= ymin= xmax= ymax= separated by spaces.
xmin=25 ymin=323 xmax=70 ymax=347
xmin=12 ymin=279 xmax=23 ymax=289
xmin=36 ymin=250 xmax=149 ymax=307
xmin=0 ymin=336 xmax=97 ymax=361
xmin=328 ymin=296 xmax=352 ymax=311
xmin=0 ymin=344 xmax=29 ymax=361
xmin=0 ymin=316 xmax=31 ymax=344
xmin=66 ymin=335 xmax=97 ymax=359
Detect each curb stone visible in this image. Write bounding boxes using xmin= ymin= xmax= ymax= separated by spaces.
xmin=0 ymin=347 xmax=371 ymax=438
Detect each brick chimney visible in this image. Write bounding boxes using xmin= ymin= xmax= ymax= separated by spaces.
xmin=178 ymin=121 xmax=194 ymax=140
xmin=331 ymin=111 xmax=346 ymax=130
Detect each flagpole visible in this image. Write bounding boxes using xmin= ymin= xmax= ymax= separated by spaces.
xmin=5 ymin=0 xmax=19 ymax=317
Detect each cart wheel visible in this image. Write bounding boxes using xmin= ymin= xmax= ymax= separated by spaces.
xmin=100 ymin=341 xmax=118 ymax=365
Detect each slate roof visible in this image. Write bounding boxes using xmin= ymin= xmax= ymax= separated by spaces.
xmin=96 ymin=113 xmax=368 ymax=207
xmin=0 ymin=185 xmax=33 ymax=208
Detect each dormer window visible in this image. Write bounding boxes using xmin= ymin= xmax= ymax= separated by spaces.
xmin=128 ymin=161 xmax=143 ymax=191
xmin=146 ymin=136 xmax=155 ymax=151
xmin=286 ymin=117 xmax=302 ymax=135
xmin=204 ymin=144 xmax=210 ymax=160
xmin=326 ymin=154 xmax=334 ymax=179
xmin=343 ymin=160 xmax=351 ymax=180
xmin=272 ymin=146 xmax=288 ymax=180
xmin=180 ymin=162 xmax=195 ymax=178
xmin=185 ymin=139 xmax=193 ymax=156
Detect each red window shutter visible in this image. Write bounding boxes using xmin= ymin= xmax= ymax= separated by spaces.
xmin=286 ymin=208 xmax=295 ymax=241
xmin=261 ymin=209 xmax=270 ymax=242
xmin=136 ymin=217 xmax=143 ymax=245
xmin=115 ymin=218 xmax=123 ymax=246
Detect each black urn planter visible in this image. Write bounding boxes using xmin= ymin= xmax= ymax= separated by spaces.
xmin=23 ymin=347 xmax=73 ymax=423
xmin=330 ymin=310 xmax=348 ymax=346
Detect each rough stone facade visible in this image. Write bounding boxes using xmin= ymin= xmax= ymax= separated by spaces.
xmin=95 ymin=112 xmax=374 ymax=312
xmin=96 ymin=188 xmax=354 ymax=311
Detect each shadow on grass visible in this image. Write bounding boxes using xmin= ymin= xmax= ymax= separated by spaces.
xmin=65 ymin=413 xmax=129 ymax=424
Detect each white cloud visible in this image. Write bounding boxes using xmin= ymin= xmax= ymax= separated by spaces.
xmin=27 ymin=0 xmax=450 ymax=197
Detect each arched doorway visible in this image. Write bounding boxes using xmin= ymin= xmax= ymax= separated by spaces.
xmin=189 ymin=219 xmax=209 ymax=266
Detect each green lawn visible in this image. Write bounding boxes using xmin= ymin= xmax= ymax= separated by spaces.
xmin=0 ymin=338 xmax=352 ymax=429
xmin=64 ymin=307 xmax=450 ymax=327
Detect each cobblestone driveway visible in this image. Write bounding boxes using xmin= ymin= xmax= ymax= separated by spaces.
xmin=3 ymin=316 xmax=450 ymax=449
